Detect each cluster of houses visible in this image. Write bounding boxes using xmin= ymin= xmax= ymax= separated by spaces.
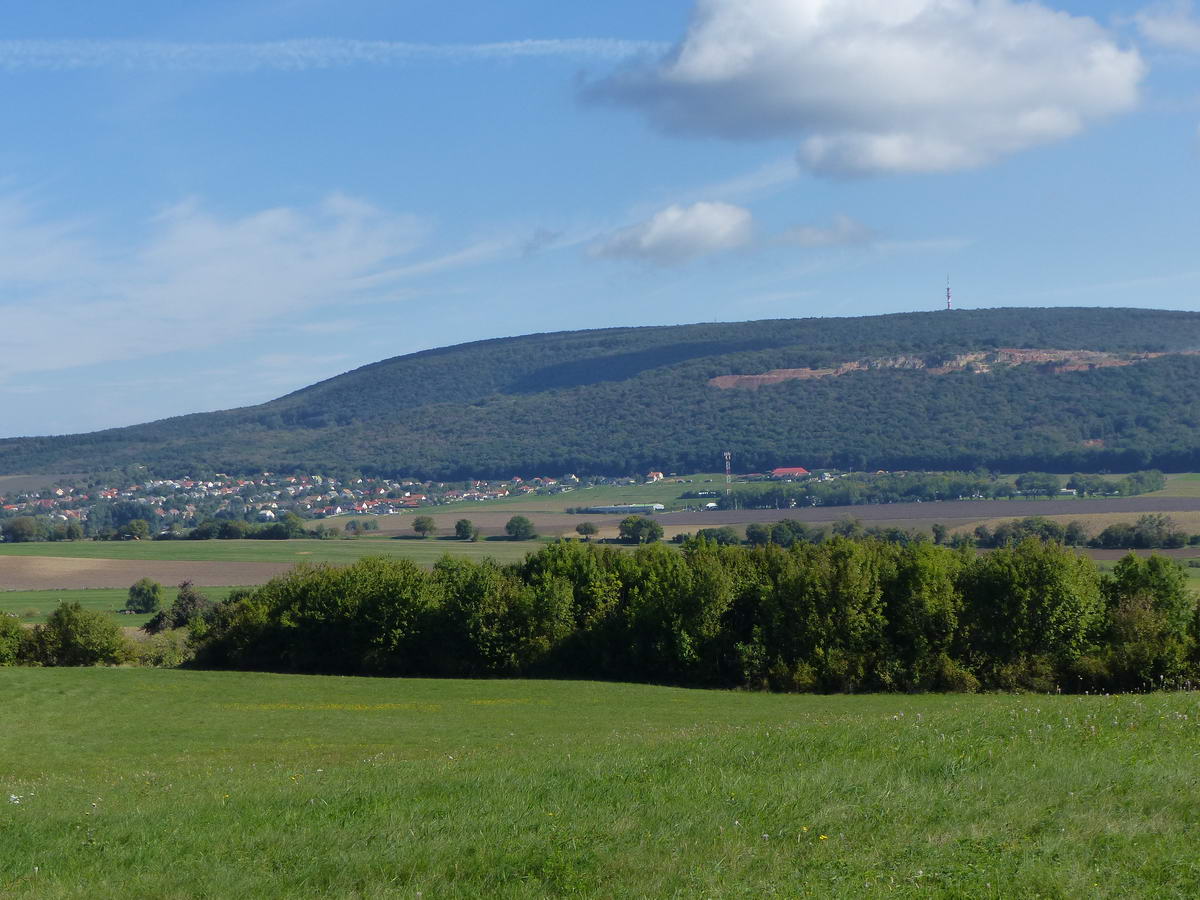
xmin=0 ymin=462 xmax=821 ymax=534
xmin=0 ymin=469 xmax=688 ymax=531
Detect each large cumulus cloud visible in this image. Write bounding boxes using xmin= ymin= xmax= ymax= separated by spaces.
xmin=588 ymin=0 xmax=1144 ymax=176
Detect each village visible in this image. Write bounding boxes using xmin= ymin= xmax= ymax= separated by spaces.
xmin=0 ymin=467 xmax=826 ymax=537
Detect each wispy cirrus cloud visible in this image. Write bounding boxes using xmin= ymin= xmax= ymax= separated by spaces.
xmin=780 ymin=214 xmax=876 ymax=249
xmin=0 ymin=192 xmax=501 ymax=382
xmin=0 ymin=38 xmax=668 ymax=73
xmin=1133 ymin=1 xmax=1200 ymax=52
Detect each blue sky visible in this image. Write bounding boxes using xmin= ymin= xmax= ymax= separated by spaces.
xmin=1 ymin=0 xmax=1198 ymax=437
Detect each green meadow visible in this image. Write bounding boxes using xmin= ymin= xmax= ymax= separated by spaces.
xmin=439 ymin=473 xmax=728 ymax=514
xmin=0 ymin=587 xmax=245 ymax=626
xmin=3 ymin=669 xmax=1200 ymax=898
xmin=0 ymin=537 xmax=542 ymax=566
xmin=1154 ymin=473 xmax=1200 ymax=498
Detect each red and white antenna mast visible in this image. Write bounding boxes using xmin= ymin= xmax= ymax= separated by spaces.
xmin=724 ymin=451 xmax=732 ymax=494
xmin=946 ymin=276 xmax=952 ymax=311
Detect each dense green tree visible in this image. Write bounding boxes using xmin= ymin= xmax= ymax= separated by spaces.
xmin=1091 ymin=554 xmax=1196 ymax=690
xmin=0 ymin=615 xmax=23 ymax=665
xmin=1 ymin=517 xmax=42 ymax=543
xmin=121 ymin=518 xmax=151 ymax=540
xmin=960 ymin=539 xmax=1103 ymax=688
xmin=575 ymin=521 xmax=598 ymax=541
xmin=281 ymin=512 xmax=307 ymax=537
xmin=454 ymin=519 xmax=478 ymax=541
xmin=1015 ymin=473 xmax=1061 ymax=498
xmin=144 ymin=581 xmax=214 ymax=634
xmin=1068 ymin=473 xmax=1117 ymax=496
xmin=745 ymin=523 xmax=772 ymax=546
xmin=127 ymin=578 xmax=164 ymax=614
xmin=505 ymin=516 xmax=537 ymax=541
xmin=30 ymin=602 xmax=128 ymax=666
xmin=412 ymin=515 xmax=437 ymax=538
xmin=880 ymin=542 xmax=968 ymax=691
xmin=619 ymin=515 xmax=663 ymax=544
xmin=694 ymin=526 xmax=739 ymax=546
xmin=216 ymin=519 xmax=250 ymax=540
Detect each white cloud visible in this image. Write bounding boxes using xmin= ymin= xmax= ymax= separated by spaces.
xmin=1134 ymin=1 xmax=1200 ymax=52
xmin=591 ymin=201 xmax=754 ymax=265
xmin=0 ymin=38 xmax=667 ymax=73
xmin=589 ymin=0 xmax=1144 ymax=176
xmin=0 ymin=194 xmax=495 ymax=382
xmin=780 ymin=214 xmax=875 ymax=247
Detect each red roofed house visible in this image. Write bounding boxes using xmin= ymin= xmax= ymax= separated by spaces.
xmin=771 ymin=467 xmax=810 ymax=479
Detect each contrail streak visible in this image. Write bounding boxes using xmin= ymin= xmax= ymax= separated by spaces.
xmin=0 ymin=38 xmax=668 ymax=72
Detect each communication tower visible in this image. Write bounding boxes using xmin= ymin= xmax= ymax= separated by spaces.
xmin=724 ymin=451 xmax=732 ymax=495
xmin=946 ymin=277 xmax=953 ymax=311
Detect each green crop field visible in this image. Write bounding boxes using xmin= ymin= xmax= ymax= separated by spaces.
xmin=2 ymin=670 xmax=1199 ymax=898
xmin=440 ymin=473 xmax=729 ymax=514
xmin=0 ymin=537 xmax=544 ymax=567
xmin=0 ymin=586 xmax=245 ymax=626
xmin=1152 ymin=474 xmax=1200 ymax=498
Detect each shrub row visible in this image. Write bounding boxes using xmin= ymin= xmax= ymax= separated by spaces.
xmin=190 ymin=537 xmax=1198 ymax=693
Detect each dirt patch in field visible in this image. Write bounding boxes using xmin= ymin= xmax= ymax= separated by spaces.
xmin=0 ymin=556 xmax=292 ymax=591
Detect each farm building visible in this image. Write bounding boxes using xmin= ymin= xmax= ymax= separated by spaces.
xmin=770 ymin=467 xmax=810 ymax=479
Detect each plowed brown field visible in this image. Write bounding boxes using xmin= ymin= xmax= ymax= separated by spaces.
xmin=0 ymin=556 xmax=291 ymax=591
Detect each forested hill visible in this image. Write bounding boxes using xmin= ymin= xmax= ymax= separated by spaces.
xmin=5 ymin=306 xmax=1200 ymax=479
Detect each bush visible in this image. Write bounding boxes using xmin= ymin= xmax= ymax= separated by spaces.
xmin=29 ymin=602 xmax=129 ymax=666
xmin=132 ymin=630 xmax=194 ymax=668
xmin=618 ymin=515 xmax=662 ymax=544
xmin=127 ymin=578 xmax=164 ymax=613
xmin=693 ymin=526 xmax=739 ymax=546
xmin=0 ymin=615 xmax=23 ymax=665
xmin=144 ymin=581 xmax=215 ymax=635
xmin=933 ymin=656 xmax=979 ymax=693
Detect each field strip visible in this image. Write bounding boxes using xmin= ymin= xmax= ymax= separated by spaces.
xmin=658 ymin=496 xmax=1200 ymax=527
xmin=0 ymin=556 xmax=291 ymax=591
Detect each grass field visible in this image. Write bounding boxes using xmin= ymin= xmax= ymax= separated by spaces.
xmin=0 ymin=537 xmax=545 ymax=566
xmin=1152 ymin=474 xmax=1200 ymax=498
xmin=0 ymin=586 xmax=245 ymax=625
xmin=428 ymin=473 xmax=729 ymax=515
xmin=2 ymin=670 xmax=1200 ymax=897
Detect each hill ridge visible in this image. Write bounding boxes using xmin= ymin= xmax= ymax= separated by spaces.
xmin=4 ymin=306 xmax=1200 ymax=479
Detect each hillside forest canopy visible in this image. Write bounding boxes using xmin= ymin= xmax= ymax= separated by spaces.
xmin=4 ymin=307 xmax=1200 ymax=479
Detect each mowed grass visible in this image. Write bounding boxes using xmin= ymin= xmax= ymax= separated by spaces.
xmin=0 ymin=537 xmax=543 ymax=567
xmin=1152 ymin=473 xmax=1200 ymax=498
xmin=3 ymin=671 xmax=1200 ymax=898
xmin=0 ymin=586 xmax=245 ymax=625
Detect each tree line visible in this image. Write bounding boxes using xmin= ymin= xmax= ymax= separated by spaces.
xmin=718 ymin=470 xmax=1166 ymax=510
xmin=170 ymin=537 xmax=1199 ymax=694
